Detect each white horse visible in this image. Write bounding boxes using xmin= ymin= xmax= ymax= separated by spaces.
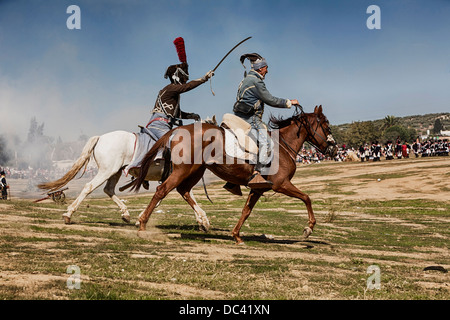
xmin=38 ymin=130 xmax=211 ymax=231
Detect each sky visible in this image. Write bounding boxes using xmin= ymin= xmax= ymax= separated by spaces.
xmin=1 ymin=0 xmax=449 ymax=142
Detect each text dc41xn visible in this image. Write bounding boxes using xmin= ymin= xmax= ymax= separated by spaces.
xmin=179 ymin=304 xmax=270 ymax=317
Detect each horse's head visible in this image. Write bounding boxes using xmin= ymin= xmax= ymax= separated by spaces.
xmin=269 ymin=105 xmax=338 ymax=157
xmin=302 ymin=105 xmax=338 ymax=157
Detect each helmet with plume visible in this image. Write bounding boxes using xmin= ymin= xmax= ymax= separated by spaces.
xmin=165 ymin=37 xmax=189 ymax=84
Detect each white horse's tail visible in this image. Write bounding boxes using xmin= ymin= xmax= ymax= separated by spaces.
xmin=38 ymin=136 xmax=100 ymax=192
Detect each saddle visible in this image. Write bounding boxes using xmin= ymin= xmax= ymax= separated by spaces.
xmin=220 ymin=113 xmax=258 ymax=161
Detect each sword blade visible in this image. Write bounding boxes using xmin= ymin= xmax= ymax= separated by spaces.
xmin=212 ymin=36 xmax=252 ymax=72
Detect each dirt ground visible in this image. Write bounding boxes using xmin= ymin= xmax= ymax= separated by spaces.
xmin=293 ymin=157 xmax=449 ymax=202
xmin=0 ymin=156 xmax=449 ymax=300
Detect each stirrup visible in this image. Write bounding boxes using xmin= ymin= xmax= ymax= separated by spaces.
xmin=247 ymin=172 xmax=273 ymax=189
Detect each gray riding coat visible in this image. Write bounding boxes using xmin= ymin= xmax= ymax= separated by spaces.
xmin=233 ymin=69 xmax=289 ymax=118
xmin=232 ymin=70 xmax=290 ymax=169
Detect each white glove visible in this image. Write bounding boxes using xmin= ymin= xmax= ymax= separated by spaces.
xmin=203 ymin=70 xmax=214 ymax=81
xmin=286 ymin=100 xmax=292 ymax=108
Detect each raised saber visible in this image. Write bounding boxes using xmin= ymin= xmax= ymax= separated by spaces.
xmin=209 ymin=36 xmax=252 ymax=95
xmin=212 ymin=36 xmax=252 ymax=72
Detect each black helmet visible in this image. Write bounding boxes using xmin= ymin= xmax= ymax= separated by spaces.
xmin=164 ymin=62 xmax=189 ymax=84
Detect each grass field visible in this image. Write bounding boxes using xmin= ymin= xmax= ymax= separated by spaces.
xmin=0 ymin=156 xmax=448 ymax=300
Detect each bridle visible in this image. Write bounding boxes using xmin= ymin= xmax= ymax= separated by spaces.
xmin=299 ymin=106 xmax=334 ymax=149
xmin=279 ymin=105 xmax=335 ymax=162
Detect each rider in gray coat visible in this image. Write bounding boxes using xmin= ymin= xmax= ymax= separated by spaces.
xmin=224 ymin=53 xmax=299 ymax=194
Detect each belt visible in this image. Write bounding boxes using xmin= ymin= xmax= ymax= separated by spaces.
xmin=146 ymin=117 xmax=169 ymax=128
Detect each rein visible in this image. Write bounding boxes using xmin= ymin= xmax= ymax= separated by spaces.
xmin=277 ymin=105 xmax=331 ymax=163
xmin=279 ymin=136 xmax=299 ymax=164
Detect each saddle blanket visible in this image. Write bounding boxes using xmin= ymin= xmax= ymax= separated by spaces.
xmin=223 ymin=128 xmax=258 ymax=163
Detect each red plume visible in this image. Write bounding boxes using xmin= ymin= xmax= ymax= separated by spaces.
xmin=173 ymin=37 xmax=187 ymax=63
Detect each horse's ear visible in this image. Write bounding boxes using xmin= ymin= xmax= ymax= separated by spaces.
xmin=318 ymin=105 xmax=323 ymax=113
xmin=314 ymin=105 xmax=318 ymax=114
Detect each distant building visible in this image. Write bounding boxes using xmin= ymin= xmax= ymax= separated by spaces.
xmin=421 ymin=129 xmax=450 ymax=140
xmin=440 ymin=130 xmax=450 ymax=137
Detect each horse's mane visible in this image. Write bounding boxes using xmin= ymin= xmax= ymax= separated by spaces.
xmin=269 ymin=107 xmax=330 ymax=130
xmin=268 ymin=113 xmax=300 ymax=129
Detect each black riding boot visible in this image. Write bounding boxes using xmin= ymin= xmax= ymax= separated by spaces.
xmin=223 ymin=182 xmax=243 ymax=196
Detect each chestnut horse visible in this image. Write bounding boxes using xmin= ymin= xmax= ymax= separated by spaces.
xmin=133 ymin=105 xmax=337 ymax=244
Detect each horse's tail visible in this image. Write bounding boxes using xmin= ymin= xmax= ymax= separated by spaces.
xmin=132 ymin=130 xmax=173 ymax=192
xmin=37 ymin=136 xmax=100 ymax=192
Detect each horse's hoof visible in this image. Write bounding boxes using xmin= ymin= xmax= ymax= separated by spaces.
xmin=137 ymin=221 xmax=146 ymax=231
xmin=303 ymin=227 xmax=313 ymax=238
xmin=121 ymin=214 xmax=131 ymax=223
xmin=63 ymin=215 xmax=71 ymax=225
xmin=199 ymin=222 xmax=210 ymax=233
xmin=233 ymin=235 xmax=245 ymax=245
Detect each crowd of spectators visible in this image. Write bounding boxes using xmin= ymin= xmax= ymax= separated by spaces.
xmin=296 ymin=148 xmax=327 ymax=164
xmin=338 ymin=138 xmax=449 ymax=162
xmin=355 ymin=138 xmax=449 ymax=161
xmin=419 ymin=139 xmax=450 ymax=157
xmin=296 ymin=138 xmax=449 ymax=164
